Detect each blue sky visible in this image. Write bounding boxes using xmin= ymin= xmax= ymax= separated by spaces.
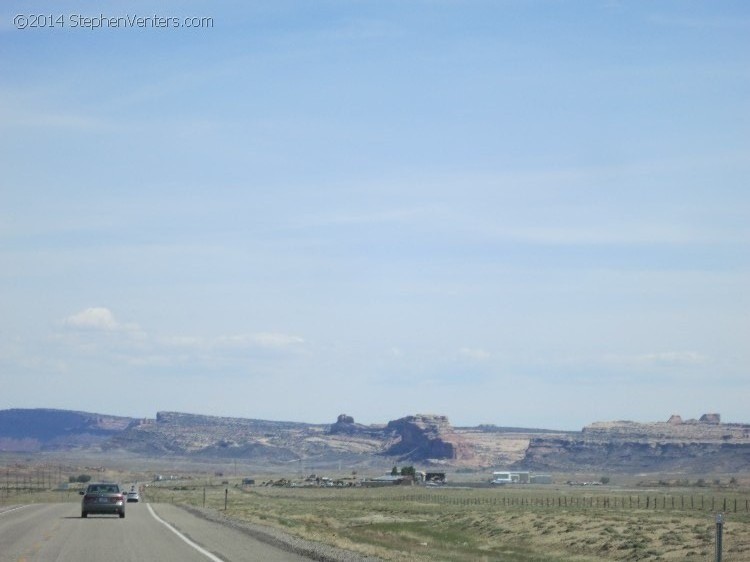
xmin=1 ymin=1 xmax=748 ymax=430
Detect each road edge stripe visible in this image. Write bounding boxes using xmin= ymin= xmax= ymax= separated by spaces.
xmin=147 ymin=503 xmax=224 ymax=562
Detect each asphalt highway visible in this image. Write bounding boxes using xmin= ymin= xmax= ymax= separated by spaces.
xmin=0 ymin=502 xmax=313 ymax=562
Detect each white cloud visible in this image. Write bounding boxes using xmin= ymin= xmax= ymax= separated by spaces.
xmin=160 ymin=335 xmax=203 ymax=348
xmin=63 ymin=308 xmax=144 ymax=341
xmin=160 ymin=332 xmax=306 ymax=351
xmin=50 ymin=319 xmax=306 ymax=372
xmin=633 ymin=351 xmax=708 ymax=365
xmin=65 ymin=307 xmax=120 ymax=331
xmin=458 ymin=347 xmax=490 ymax=361
xmin=595 ymin=351 xmax=709 ymax=370
xmin=215 ymin=332 xmax=305 ymax=349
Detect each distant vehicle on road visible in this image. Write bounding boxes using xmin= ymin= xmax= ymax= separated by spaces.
xmin=80 ymin=483 xmax=125 ymax=518
xmin=127 ymin=490 xmax=140 ymax=502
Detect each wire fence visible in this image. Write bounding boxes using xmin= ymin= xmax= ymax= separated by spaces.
xmin=390 ymin=492 xmax=750 ymax=513
xmin=106 ymin=483 xmax=750 ymax=562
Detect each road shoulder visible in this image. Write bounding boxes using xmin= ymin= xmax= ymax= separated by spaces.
xmin=153 ymin=503 xmax=382 ymax=562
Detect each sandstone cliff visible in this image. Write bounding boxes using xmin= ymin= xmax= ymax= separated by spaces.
xmin=0 ymin=408 xmax=136 ymax=452
xmin=3 ymin=408 xmax=748 ymax=473
xmin=522 ymin=414 xmax=750 ymax=472
xmin=384 ymin=414 xmax=474 ymax=461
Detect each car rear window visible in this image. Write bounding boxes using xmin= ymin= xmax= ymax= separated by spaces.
xmin=88 ymin=485 xmax=118 ymax=493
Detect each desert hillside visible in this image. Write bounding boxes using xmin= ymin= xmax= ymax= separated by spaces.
xmin=1 ymin=409 xmax=748 ymax=473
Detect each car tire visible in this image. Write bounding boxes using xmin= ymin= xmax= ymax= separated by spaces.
xmin=119 ymin=511 xmax=125 ymax=519
xmin=81 ymin=512 xmax=87 ymax=518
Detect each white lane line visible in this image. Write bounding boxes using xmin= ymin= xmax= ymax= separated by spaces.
xmin=0 ymin=505 xmax=29 ymax=515
xmin=147 ymin=503 xmax=223 ymax=562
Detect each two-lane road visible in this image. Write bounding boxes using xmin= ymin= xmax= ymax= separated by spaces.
xmin=0 ymin=502 xmax=313 ymax=561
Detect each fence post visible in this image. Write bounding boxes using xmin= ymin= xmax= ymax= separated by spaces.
xmin=715 ymin=513 xmax=723 ymax=562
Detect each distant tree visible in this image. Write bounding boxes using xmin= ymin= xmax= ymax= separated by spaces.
xmin=401 ymin=466 xmax=416 ymax=477
xmin=76 ymin=474 xmax=92 ymax=483
xmin=391 ymin=466 xmax=399 ymax=476
xmin=599 ymin=476 xmax=610 ymax=485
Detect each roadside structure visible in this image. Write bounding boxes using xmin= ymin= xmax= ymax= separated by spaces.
xmin=492 ymin=470 xmax=552 ymax=484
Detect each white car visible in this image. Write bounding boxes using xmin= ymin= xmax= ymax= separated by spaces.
xmin=126 ymin=490 xmax=140 ymax=502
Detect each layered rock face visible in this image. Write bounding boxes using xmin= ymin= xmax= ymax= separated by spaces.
xmin=3 ymin=408 xmax=748 ymax=472
xmin=111 ymin=411 xmax=311 ymax=459
xmin=328 ymin=414 xmax=385 ymax=437
xmin=581 ymin=414 xmax=743 ymax=441
xmin=0 ymin=408 xmax=475 ymax=462
xmin=384 ymin=414 xmax=474 ymax=461
xmin=0 ymin=408 xmax=136 ymax=452
xmin=522 ymin=414 xmax=750 ymax=472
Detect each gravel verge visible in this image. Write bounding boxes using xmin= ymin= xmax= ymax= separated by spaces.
xmin=176 ymin=504 xmax=383 ymax=562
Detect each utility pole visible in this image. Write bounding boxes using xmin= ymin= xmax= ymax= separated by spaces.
xmin=715 ymin=513 xmax=724 ymax=562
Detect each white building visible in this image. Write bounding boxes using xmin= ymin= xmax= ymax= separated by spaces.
xmin=491 ymin=471 xmax=552 ymax=484
xmin=492 ymin=470 xmax=530 ymax=484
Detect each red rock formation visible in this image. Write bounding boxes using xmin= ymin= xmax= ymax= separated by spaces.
xmin=699 ymin=413 xmax=721 ymax=424
xmin=385 ymin=414 xmax=474 ymax=461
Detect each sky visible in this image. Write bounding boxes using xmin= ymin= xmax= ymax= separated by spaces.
xmin=1 ymin=1 xmax=748 ymax=430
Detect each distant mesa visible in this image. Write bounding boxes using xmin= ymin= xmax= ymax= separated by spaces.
xmin=328 ymin=413 xmax=378 ymax=436
xmin=1 ymin=408 xmax=747 ymax=473
xmin=384 ymin=414 xmax=474 ymax=462
xmin=0 ymin=408 xmax=135 ymax=452
xmin=337 ymin=414 xmax=354 ymax=424
xmin=524 ymin=412 xmax=750 ymax=473
xmin=667 ymin=413 xmax=720 ymax=425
